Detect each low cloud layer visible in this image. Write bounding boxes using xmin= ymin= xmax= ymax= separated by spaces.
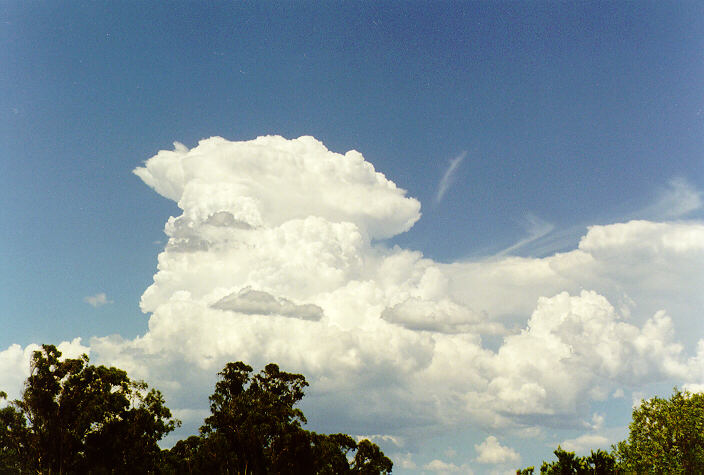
xmin=2 ymin=136 xmax=703 ymax=469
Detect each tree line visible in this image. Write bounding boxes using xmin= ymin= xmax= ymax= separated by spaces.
xmin=0 ymin=345 xmax=392 ymax=474
xmin=518 ymin=388 xmax=704 ymax=474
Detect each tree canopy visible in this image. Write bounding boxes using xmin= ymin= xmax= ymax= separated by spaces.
xmin=0 ymin=344 xmax=178 ymax=474
xmin=518 ymin=388 xmax=704 ymax=474
xmin=161 ymin=361 xmax=393 ymax=474
xmin=1 ymin=345 xmax=392 ymax=474
xmin=614 ymin=388 xmax=704 ymax=473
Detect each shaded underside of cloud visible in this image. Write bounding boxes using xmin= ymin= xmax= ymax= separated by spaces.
xmin=3 ymin=136 xmax=704 ymax=469
xmin=212 ymin=287 xmax=323 ymax=321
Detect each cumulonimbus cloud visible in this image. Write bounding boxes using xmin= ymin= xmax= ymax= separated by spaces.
xmin=2 ymin=136 xmax=704 ymax=467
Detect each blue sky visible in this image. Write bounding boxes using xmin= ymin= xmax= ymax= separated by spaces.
xmin=2 ymin=2 xmax=704 ymax=472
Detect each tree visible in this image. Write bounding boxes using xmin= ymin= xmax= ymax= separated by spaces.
xmin=518 ymin=389 xmax=704 ymax=474
xmin=538 ymin=446 xmax=589 ymax=474
xmin=0 ymin=391 xmax=28 ymax=474
xmin=614 ymin=388 xmax=704 ymax=473
xmin=0 ymin=344 xmax=179 ymax=473
xmin=352 ymin=439 xmax=394 ymax=474
xmin=587 ymin=449 xmax=616 ymax=473
xmin=197 ymin=361 xmax=309 ymax=473
xmin=163 ymin=360 xmax=393 ymax=474
xmin=518 ymin=446 xmax=616 ymax=474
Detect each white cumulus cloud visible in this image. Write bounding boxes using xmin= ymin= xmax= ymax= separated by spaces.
xmin=424 ymin=458 xmax=471 ymax=473
xmin=474 ymin=436 xmax=520 ymax=465
xmin=0 ymin=338 xmax=89 ymax=401
xmin=560 ymin=433 xmax=611 ymax=454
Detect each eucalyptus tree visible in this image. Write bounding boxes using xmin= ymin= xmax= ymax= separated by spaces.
xmin=0 ymin=344 xmax=178 ymax=473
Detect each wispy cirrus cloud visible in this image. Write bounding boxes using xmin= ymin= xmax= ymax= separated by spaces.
xmin=436 ymin=151 xmax=466 ymax=203
xmin=640 ymin=177 xmax=702 ymax=219
xmin=496 ymin=213 xmax=555 ymax=256
xmin=83 ymin=293 xmax=113 ymax=307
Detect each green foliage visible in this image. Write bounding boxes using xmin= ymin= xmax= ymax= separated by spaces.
xmin=0 ymin=391 xmax=27 ymax=474
xmin=161 ymin=361 xmax=393 ymax=474
xmin=519 ymin=389 xmax=704 ymax=474
xmin=352 ymin=439 xmax=394 ymax=474
xmin=0 ymin=344 xmax=179 ymax=473
xmin=538 ymin=446 xmax=589 ymax=474
xmin=587 ymin=449 xmax=616 ymax=473
xmin=614 ymin=388 xmax=704 ymax=473
xmin=2 ymin=347 xmax=392 ymax=473
xmin=519 ymin=446 xmax=616 ymax=474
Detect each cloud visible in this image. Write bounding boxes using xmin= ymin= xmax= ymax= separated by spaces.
xmin=4 ymin=136 xmax=704 ymax=464
xmin=112 ymin=137 xmax=704 ymax=438
xmin=560 ymin=433 xmax=611 ymax=453
xmin=134 ymin=136 xmax=421 ymax=240
xmin=380 ymin=297 xmax=504 ymax=334
xmin=392 ymin=452 xmax=417 ymax=470
xmin=84 ymin=293 xmax=113 ymax=307
xmin=436 ymin=151 xmax=466 ymax=203
xmin=423 ymin=459 xmax=471 ymax=473
xmin=0 ymin=338 xmax=89 ymax=401
xmin=354 ymin=434 xmax=404 ymax=448
xmin=212 ymin=287 xmax=323 ymax=321
xmin=640 ymin=177 xmax=702 ymax=219
xmin=474 ymin=436 xmax=520 ymax=465
xmin=496 ymin=213 xmax=555 ymax=256
xmin=683 ymin=382 xmax=704 ymax=393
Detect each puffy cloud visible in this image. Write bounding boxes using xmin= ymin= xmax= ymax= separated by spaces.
xmin=354 ymin=434 xmax=404 ymax=448
xmin=84 ymin=292 xmax=113 ymax=307
xmin=480 ymin=291 xmax=694 ymax=418
xmin=560 ymin=433 xmax=611 ymax=454
xmin=423 ymin=459 xmax=471 ymax=473
xmin=0 ymin=338 xmax=89 ymax=401
xmin=393 ymin=452 xmax=417 ymax=470
xmin=5 ymin=136 xmax=704 ymax=463
xmin=474 ymin=435 xmax=520 ymax=465
xmin=0 ymin=344 xmax=35 ymax=401
xmin=133 ymin=136 xmax=421 ymax=240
